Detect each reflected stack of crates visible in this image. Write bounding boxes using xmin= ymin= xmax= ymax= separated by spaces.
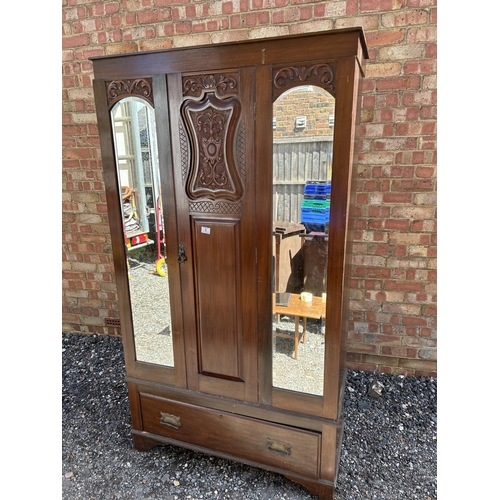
xmin=300 ymin=181 xmax=331 ymax=233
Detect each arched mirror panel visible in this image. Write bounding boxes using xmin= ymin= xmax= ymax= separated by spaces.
xmin=110 ymin=97 xmax=175 ymax=367
xmin=271 ymin=85 xmax=335 ymax=396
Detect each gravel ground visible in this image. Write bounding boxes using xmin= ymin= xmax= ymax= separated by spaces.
xmin=62 ymin=332 xmax=437 ymax=499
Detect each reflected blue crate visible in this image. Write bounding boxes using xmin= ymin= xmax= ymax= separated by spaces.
xmin=301 ymin=208 xmax=330 ymax=224
xmin=301 ymin=216 xmax=330 ymax=223
xmin=301 ymin=199 xmax=330 ymax=209
xmin=301 ymin=207 xmax=329 ymax=215
xmin=304 ymin=182 xmax=331 ymax=196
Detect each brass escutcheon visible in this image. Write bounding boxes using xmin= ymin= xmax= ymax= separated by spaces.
xmin=266 ymin=438 xmax=291 ymax=456
xmin=160 ymin=412 xmax=181 ymax=429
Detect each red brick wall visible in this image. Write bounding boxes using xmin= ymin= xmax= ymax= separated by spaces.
xmin=273 ymin=89 xmax=335 ymax=138
xmin=62 ymin=0 xmax=437 ymax=377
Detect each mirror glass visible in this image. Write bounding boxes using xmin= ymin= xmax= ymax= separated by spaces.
xmin=111 ymin=97 xmax=174 ymax=367
xmin=271 ymin=85 xmax=334 ymax=396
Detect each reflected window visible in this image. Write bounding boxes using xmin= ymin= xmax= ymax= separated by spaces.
xmin=111 ymin=98 xmax=174 ymax=367
xmin=271 ymin=86 xmax=335 ymax=396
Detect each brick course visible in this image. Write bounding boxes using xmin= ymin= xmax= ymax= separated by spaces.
xmin=62 ymin=0 xmax=437 ymax=376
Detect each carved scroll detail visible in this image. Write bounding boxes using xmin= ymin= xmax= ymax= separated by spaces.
xmin=106 ymin=78 xmax=153 ymax=108
xmin=183 ymin=73 xmax=238 ymax=100
xmin=185 ymin=119 xmax=246 ymax=215
xmin=272 ymin=64 xmax=336 ymax=99
xmin=196 ymin=107 xmax=228 ymax=189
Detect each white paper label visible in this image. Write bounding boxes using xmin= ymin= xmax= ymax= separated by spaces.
xmin=201 ymin=227 xmax=211 ymax=235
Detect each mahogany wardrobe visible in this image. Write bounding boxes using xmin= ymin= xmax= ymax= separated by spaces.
xmin=91 ymin=28 xmax=367 ymax=499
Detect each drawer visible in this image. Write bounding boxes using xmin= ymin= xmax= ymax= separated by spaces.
xmin=139 ymin=393 xmax=320 ymax=478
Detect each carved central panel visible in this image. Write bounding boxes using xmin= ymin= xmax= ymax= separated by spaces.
xmin=182 ymin=93 xmax=243 ymax=202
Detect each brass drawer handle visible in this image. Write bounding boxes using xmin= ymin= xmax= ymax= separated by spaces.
xmin=267 ymin=438 xmax=291 ymax=456
xmin=160 ymin=412 xmax=181 ymax=429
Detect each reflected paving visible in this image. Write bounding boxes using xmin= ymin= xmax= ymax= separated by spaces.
xmin=128 ymin=250 xmax=174 ymax=367
xmin=273 ymin=317 xmax=325 ymax=396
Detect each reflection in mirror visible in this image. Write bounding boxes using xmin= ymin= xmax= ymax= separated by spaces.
xmin=271 ymin=85 xmax=334 ymax=396
xmin=111 ymin=97 xmax=174 ymax=367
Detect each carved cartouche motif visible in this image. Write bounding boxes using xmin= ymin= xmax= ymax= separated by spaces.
xmin=182 ymin=93 xmax=243 ymax=202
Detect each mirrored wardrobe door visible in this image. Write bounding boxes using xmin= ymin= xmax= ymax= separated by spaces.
xmin=92 ymin=75 xmax=187 ymax=386
xmin=271 ymin=84 xmax=335 ymax=397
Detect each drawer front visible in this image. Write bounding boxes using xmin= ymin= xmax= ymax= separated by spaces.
xmin=139 ymin=393 xmax=320 ymax=477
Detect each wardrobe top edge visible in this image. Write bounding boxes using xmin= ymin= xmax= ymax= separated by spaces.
xmin=89 ymin=27 xmax=368 ymax=65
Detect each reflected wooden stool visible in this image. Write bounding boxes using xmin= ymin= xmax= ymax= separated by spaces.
xmin=273 ymin=293 xmax=326 ymax=360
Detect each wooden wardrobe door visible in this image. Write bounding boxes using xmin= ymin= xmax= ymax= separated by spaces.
xmin=167 ymin=68 xmax=258 ymax=402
